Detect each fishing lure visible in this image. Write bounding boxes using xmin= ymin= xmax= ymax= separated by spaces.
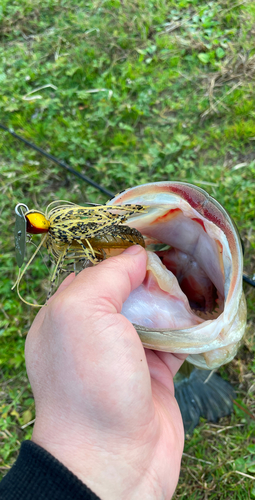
xmin=14 ymin=200 xmax=147 ymax=306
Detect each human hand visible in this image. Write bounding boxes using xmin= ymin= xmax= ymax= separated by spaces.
xmin=25 ymin=245 xmax=186 ymax=500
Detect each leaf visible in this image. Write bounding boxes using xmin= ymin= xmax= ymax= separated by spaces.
xmin=234 ymin=457 xmax=246 ymax=472
xmin=136 ymin=48 xmax=146 ymax=55
xmin=198 ymin=53 xmax=210 ymax=64
xmin=24 ymin=398 xmax=34 ymax=407
xmin=21 ymin=410 xmax=33 ymax=425
xmin=10 ymin=410 xmax=19 ymax=419
xmin=175 ymin=134 xmax=190 ymax=144
xmin=65 ymin=66 xmax=81 ymax=76
xmin=216 ymin=47 xmax=225 ymax=59
xmin=248 ymin=445 xmax=255 ymax=454
xmin=165 ymin=164 xmax=175 ymax=173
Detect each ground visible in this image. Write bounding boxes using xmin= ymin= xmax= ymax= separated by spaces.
xmin=0 ymin=1 xmax=255 ymax=498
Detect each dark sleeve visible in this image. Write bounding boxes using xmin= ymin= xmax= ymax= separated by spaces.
xmin=0 ymin=440 xmax=101 ymax=500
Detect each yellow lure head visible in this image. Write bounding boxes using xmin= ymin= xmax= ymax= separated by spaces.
xmin=25 ymin=212 xmax=50 ymax=234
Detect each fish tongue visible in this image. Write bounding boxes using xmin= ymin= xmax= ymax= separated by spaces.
xmin=121 ymin=251 xmax=203 ymax=330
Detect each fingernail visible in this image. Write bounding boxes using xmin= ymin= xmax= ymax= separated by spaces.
xmin=123 ymin=245 xmax=143 ymax=255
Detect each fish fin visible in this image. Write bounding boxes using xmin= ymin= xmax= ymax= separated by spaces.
xmin=174 ymin=368 xmax=235 ymax=434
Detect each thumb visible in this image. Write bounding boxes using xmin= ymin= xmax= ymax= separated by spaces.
xmin=54 ymin=245 xmax=147 ymax=315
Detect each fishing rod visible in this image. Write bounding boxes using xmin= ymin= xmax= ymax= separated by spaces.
xmin=0 ymin=123 xmax=114 ymax=198
xmin=1 ymin=123 xmax=255 ymax=287
xmin=243 ymin=274 xmax=255 ymax=287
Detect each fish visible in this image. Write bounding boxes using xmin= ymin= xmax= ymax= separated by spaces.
xmin=108 ymin=181 xmax=247 ymax=371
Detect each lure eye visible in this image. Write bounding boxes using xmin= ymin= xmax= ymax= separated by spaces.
xmin=25 ymin=213 xmax=50 ymax=234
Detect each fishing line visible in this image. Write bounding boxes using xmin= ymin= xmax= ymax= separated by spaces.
xmin=2 ymin=123 xmax=255 ymax=288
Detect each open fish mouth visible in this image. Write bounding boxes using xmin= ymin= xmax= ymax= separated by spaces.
xmin=109 ymin=182 xmax=247 ymax=370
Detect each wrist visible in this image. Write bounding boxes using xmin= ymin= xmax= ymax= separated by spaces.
xmin=31 ymin=415 xmax=177 ymax=500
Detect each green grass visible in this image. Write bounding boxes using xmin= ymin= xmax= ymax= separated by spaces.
xmin=0 ymin=0 xmax=255 ymax=497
